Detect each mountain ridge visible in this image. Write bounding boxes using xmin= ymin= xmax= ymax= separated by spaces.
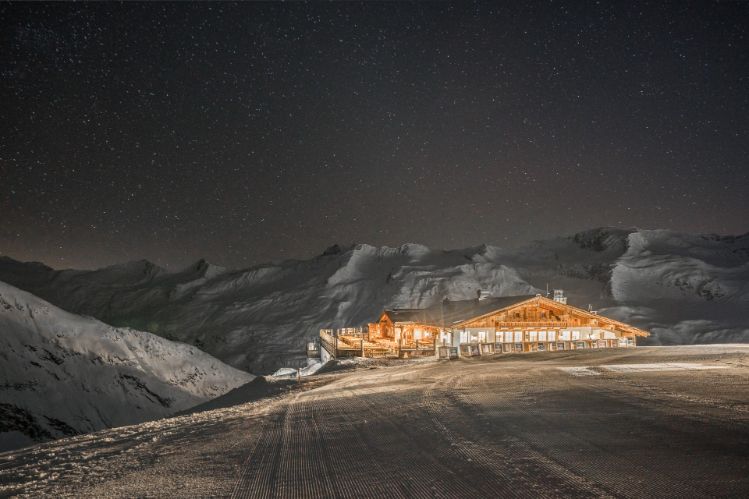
xmin=1 ymin=227 xmax=747 ymax=373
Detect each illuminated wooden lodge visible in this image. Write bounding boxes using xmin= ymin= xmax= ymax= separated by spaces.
xmin=319 ymin=291 xmax=649 ymax=359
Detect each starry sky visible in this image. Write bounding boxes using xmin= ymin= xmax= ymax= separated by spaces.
xmin=1 ymin=2 xmax=748 ymax=270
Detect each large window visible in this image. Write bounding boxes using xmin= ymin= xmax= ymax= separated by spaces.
xmin=439 ymin=331 xmax=451 ymax=344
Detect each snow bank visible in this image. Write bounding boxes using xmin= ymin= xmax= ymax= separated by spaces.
xmin=272 ymin=359 xmax=326 ymax=378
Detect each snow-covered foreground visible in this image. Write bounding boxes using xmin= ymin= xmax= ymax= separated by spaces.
xmin=1 ymin=227 xmax=747 ymax=374
xmin=1 ymin=346 xmax=748 ymax=498
xmin=558 ymin=362 xmax=730 ymax=376
xmin=0 ymin=281 xmax=253 ymax=452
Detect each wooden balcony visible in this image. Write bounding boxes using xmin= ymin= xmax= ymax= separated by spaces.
xmin=497 ymin=321 xmax=572 ymax=328
xmin=320 ymin=330 xmax=435 ymax=359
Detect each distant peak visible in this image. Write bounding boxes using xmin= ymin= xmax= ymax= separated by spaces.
xmin=183 ymin=258 xmax=226 ymax=278
xmin=320 ymin=244 xmax=356 ymax=257
xmin=101 ymin=259 xmax=163 ymax=273
xmin=0 ymin=255 xmax=54 ymax=271
xmin=460 ymin=244 xmax=488 ymax=258
xmin=321 ymin=244 xmax=343 ymax=256
xmin=569 ymin=227 xmax=635 ymax=252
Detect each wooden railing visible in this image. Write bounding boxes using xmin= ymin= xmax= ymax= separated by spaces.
xmin=364 ymin=340 xmax=396 ymax=358
xmin=320 ymin=330 xmax=337 ymax=357
xmin=319 ymin=329 xmax=434 ymax=359
xmin=399 ymin=339 xmax=436 ymax=350
xmin=320 ymin=325 xmax=634 ymax=361
xmin=336 ymin=335 xmax=363 ymax=350
xmin=498 ymin=321 xmax=572 ymax=327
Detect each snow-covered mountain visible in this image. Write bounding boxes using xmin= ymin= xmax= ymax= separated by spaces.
xmin=0 ymin=280 xmax=253 ymax=451
xmin=611 ymin=231 xmax=749 ymax=302
xmin=0 ymin=228 xmax=747 ymax=374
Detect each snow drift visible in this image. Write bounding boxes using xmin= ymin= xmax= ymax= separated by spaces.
xmin=0 ymin=280 xmax=253 ymax=451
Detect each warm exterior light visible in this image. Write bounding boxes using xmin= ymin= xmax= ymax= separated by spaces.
xmin=320 ymin=295 xmax=647 ymax=360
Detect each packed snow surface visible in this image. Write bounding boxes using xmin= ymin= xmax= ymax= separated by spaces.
xmin=559 ymin=362 xmax=732 ymax=376
xmin=1 ymin=346 xmax=748 ymax=498
xmin=0 ymin=281 xmax=253 ymax=451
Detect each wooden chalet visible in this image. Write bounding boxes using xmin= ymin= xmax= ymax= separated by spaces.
xmin=319 ymin=292 xmax=649 ymax=360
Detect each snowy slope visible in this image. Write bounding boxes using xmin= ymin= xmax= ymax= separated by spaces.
xmin=604 ymin=230 xmax=749 ymax=345
xmin=611 ymin=230 xmax=749 ymax=302
xmin=0 ymin=227 xmax=747 ymax=373
xmin=480 ymin=227 xmax=635 ymax=306
xmin=0 ymin=280 xmax=253 ymax=451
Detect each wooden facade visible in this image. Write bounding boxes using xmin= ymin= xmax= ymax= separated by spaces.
xmin=320 ymin=293 xmax=649 ymax=360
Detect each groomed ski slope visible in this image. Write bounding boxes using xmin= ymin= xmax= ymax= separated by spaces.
xmin=2 ymin=345 xmax=748 ymax=497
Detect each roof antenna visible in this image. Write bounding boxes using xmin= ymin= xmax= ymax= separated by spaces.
xmin=546 ymin=283 xmax=550 ymax=297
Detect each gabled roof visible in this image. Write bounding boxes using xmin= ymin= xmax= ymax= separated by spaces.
xmin=383 ymin=295 xmax=536 ymax=327
xmin=382 ymin=294 xmax=649 ymax=336
xmin=532 ymin=295 xmax=650 ymax=337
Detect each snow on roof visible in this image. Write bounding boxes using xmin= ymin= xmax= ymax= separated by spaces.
xmin=383 ymin=294 xmax=649 ymax=336
xmin=384 ymin=295 xmax=536 ymax=327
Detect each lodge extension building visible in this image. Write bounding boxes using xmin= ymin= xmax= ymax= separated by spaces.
xmin=318 ymin=291 xmax=649 ymax=360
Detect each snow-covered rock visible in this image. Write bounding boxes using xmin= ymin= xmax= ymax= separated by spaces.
xmin=0 ymin=281 xmax=253 ymax=451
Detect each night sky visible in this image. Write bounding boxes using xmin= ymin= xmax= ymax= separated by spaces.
xmin=2 ymin=2 xmax=748 ymax=270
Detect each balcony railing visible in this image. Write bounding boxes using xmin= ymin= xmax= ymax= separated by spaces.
xmin=497 ymin=321 xmax=572 ymax=328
